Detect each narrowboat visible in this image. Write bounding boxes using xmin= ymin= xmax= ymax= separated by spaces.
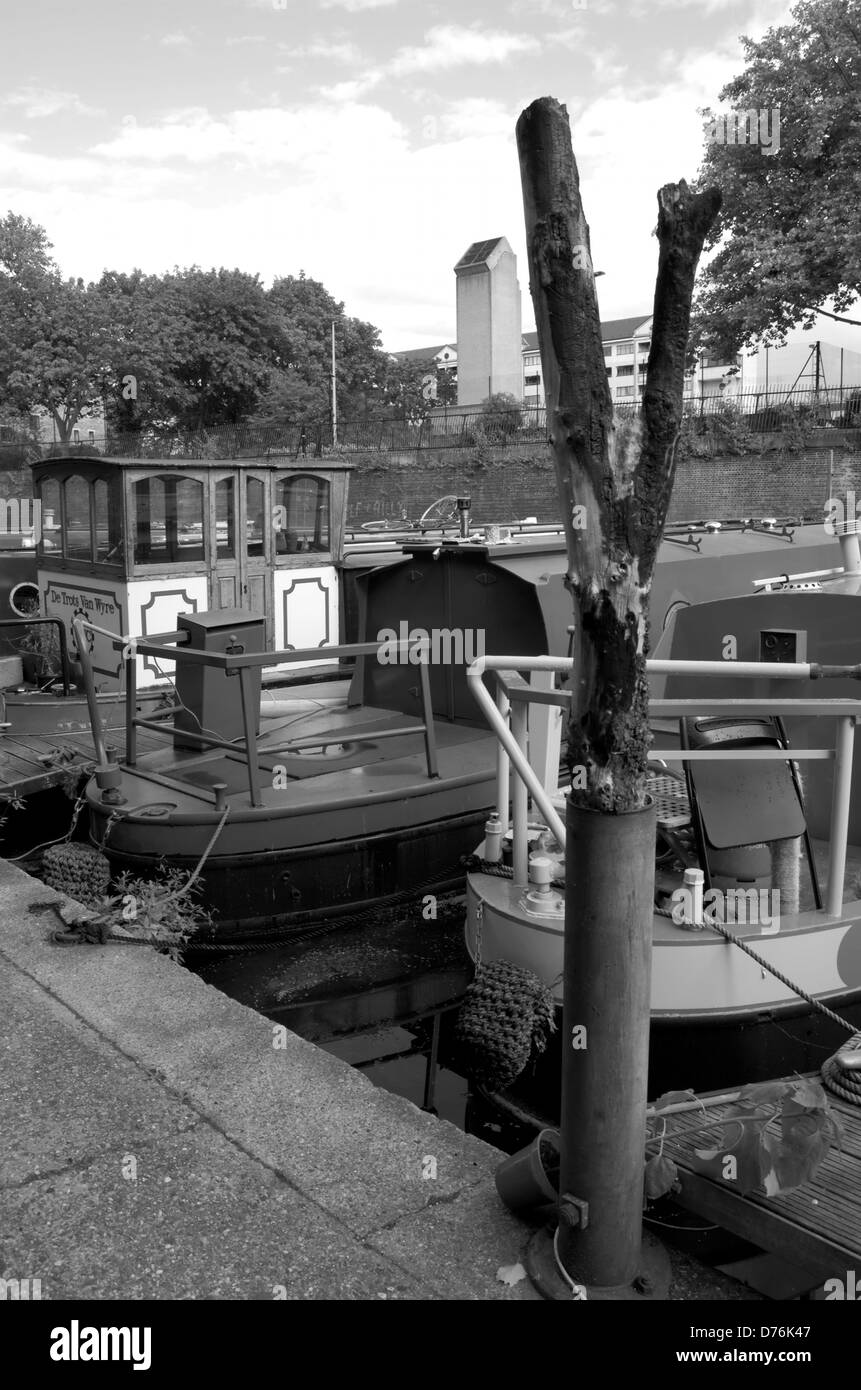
xmin=13 ymin=450 xmax=845 ymax=945
xmin=461 ymin=523 xmax=861 ymax=1106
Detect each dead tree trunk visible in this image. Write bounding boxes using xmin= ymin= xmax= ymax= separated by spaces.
xmin=517 ymin=98 xmax=721 ymax=812
xmin=516 ymin=98 xmax=722 ymax=1294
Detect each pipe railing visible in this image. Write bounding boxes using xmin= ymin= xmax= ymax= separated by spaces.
xmin=72 ymin=619 xmax=442 ymax=809
xmin=467 ymin=654 xmax=861 ymax=917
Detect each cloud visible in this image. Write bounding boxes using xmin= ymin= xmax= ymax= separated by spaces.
xmin=392 ymin=25 xmax=540 ymax=76
xmin=277 ymin=39 xmax=362 ymax=64
xmin=321 ymin=23 xmax=542 ymax=100
xmin=319 ymin=0 xmax=399 ymax=10
xmin=160 ymin=32 xmax=193 ymax=47
xmin=3 ymin=87 xmax=104 ymax=119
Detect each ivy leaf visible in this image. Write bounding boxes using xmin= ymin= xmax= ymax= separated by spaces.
xmin=736 ymin=1081 xmax=789 ymax=1110
xmin=785 ymin=1077 xmax=828 ymax=1114
xmin=652 ymin=1089 xmax=697 ymax=1112
xmin=644 ymin=1153 xmax=680 ymax=1199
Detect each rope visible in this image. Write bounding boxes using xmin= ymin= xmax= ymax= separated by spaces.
xmin=821 ymin=1031 xmax=861 ymax=1106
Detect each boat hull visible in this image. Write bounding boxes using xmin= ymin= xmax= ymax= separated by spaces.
xmin=93 ymin=804 xmax=486 ymax=940
xmin=463 ymin=868 xmax=861 ymax=1103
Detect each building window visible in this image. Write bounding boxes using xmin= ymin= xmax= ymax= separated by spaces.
xmin=88 ymin=430 xmax=95 ymax=444
xmin=638 ymin=341 xmax=650 ymax=353
xmin=616 ymin=365 xmax=634 ymax=377
xmin=525 ymin=374 xmax=541 ymax=387
xmin=606 ymin=367 xmax=612 ymax=377
xmin=616 ymin=385 xmax=635 ymax=397
xmin=615 ymin=341 xmax=635 ymax=356
xmin=72 ymin=428 xmax=81 ymax=444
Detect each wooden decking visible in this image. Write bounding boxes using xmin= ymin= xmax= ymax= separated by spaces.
xmin=0 ymin=726 xmax=164 ymax=801
xmin=662 ymin=1084 xmax=861 ymax=1287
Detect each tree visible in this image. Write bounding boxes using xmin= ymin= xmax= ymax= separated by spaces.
xmin=517 ymin=96 xmax=720 ymax=1293
xmin=256 ymin=272 xmax=394 ymax=427
xmin=691 ymin=0 xmax=861 ymax=359
xmin=478 ymin=391 xmax=522 ymax=441
xmin=0 ymin=215 xmax=112 ymax=442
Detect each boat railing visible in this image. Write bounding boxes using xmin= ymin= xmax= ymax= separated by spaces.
xmin=467 ymin=653 xmax=861 ymax=918
xmin=0 ymin=617 xmax=71 ymax=696
xmin=72 ymin=618 xmax=441 ymax=807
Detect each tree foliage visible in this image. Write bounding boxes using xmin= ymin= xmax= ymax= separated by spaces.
xmin=0 ymin=220 xmax=423 ymax=440
xmin=691 ymin=0 xmax=861 ymax=359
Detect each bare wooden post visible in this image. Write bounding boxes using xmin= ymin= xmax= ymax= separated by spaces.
xmin=517 ymin=97 xmax=720 ymax=1295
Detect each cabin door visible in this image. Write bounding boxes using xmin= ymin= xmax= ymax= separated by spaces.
xmin=210 ymin=471 xmax=271 ymax=642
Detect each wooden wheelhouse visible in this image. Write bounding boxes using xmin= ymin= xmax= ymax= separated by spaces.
xmin=32 ymin=455 xmax=351 ymax=688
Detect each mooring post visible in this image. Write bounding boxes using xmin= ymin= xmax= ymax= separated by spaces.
xmin=558 ymin=797 xmax=657 ymax=1292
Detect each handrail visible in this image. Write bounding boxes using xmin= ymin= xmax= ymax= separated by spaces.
xmin=72 ymin=618 xmax=108 ymax=766
xmin=72 ymin=619 xmax=441 ymax=807
xmin=0 ymin=617 xmax=71 ymax=695
xmin=467 ymin=654 xmax=861 ymax=915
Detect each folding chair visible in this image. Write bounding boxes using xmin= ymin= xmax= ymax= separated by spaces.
xmin=679 ymin=715 xmax=821 ymax=907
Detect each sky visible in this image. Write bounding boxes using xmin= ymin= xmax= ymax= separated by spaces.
xmin=4 ymin=0 xmax=850 ymax=356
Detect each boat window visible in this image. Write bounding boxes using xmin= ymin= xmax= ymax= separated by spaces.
xmin=274 ymin=474 xmax=330 ymax=555
xmin=216 ymin=477 xmax=236 ymax=559
xmin=246 ymin=476 xmax=265 ymax=558
xmin=94 ymin=477 xmax=124 ymax=563
xmin=36 ymin=479 xmax=61 ymax=555
xmin=64 ymin=475 xmax=93 ymax=560
xmin=134 ymin=475 xmax=205 ymax=564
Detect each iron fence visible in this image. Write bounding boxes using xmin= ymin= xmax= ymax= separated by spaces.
xmin=2 ymin=383 xmax=860 ymax=463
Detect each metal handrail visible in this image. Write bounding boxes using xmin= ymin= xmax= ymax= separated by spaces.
xmin=467 ymin=654 xmax=861 ymax=916
xmin=72 ymin=619 xmax=441 ymax=808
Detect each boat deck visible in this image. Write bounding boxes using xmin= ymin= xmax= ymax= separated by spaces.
xmin=661 ymin=1081 xmax=861 ymax=1288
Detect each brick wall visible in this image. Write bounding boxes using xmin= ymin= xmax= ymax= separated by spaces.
xmin=3 ymin=434 xmax=860 ymax=531
xmin=346 ymin=435 xmax=861 ymax=527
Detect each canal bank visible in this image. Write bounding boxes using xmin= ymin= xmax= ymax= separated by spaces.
xmin=0 ymin=859 xmax=755 ymax=1302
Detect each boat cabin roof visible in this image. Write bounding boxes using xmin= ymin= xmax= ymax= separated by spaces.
xmin=31 ymin=453 xmax=352 ymax=580
xmin=31 ymin=454 xmax=354 ymax=474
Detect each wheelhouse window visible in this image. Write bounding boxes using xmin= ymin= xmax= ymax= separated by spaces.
xmin=274 ymin=474 xmax=330 ymax=554
xmin=36 ymin=478 xmax=61 ymax=555
xmin=246 ymin=476 xmax=265 ymax=557
xmin=134 ymin=475 xmax=205 ymax=564
xmin=64 ymin=475 xmax=93 ymax=560
xmin=216 ymin=477 xmax=236 ymax=559
xmin=94 ymin=477 xmax=124 ymax=563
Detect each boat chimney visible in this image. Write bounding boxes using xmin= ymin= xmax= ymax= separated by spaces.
xmin=456 ymin=496 xmax=471 ymax=539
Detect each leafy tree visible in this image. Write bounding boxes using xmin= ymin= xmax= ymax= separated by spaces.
xmin=257 ymin=272 xmax=398 ymax=426
xmin=478 ymin=391 xmax=522 ymax=440
xmin=0 ymin=215 xmax=112 ymax=441
xmin=691 ymin=0 xmax=861 ymax=359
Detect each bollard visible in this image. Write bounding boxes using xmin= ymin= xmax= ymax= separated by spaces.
xmin=558 ymin=795 xmax=657 ymax=1291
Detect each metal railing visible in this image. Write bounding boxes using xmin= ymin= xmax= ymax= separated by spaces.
xmin=467 ymin=654 xmax=861 ymax=918
xmin=72 ymin=620 xmax=441 ymax=809
xmin=5 ymin=384 xmax=858 ymax=466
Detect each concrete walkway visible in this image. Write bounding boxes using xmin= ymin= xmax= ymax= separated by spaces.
xmin=0 ymin=859 xmax=755 ymax=1301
